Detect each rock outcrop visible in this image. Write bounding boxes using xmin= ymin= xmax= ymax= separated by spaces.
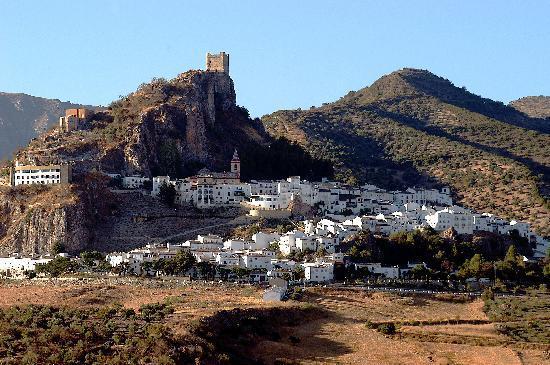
xmin=16 ymin=70 xmax=254 ymax=178
xmin=2 ymin=69 xmax=331 ymax=254
xmin=0 ymin=174 xmax=113 ymax=255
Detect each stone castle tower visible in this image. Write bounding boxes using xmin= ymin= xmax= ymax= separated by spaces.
xmin=206 ymin=52 xmax=229 ymax=74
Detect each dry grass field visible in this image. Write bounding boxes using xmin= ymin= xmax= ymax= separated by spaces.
xmin=0 ymin=280 xmax=548 ymax=364
xmin=0 ymin=278 xmax=273 ymax=313
xmin=251 ymin=288 xmax=550 ymax=365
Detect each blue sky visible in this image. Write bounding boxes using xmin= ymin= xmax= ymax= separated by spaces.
xmin=1 ymin=1 xmax=549 ymax=117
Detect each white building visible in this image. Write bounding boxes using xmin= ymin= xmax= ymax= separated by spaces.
xmin=198 ymin=234 xmax=223 ymax=244
xmin=317 ymin=236 xmax=339 ymax=254
xmin=279 ymin=230 xmax=307 ymax=255
xmin=215 ymin=252 xmax=240 ymax=267
xmin=425 ymin=206 xmax=474 ymax=234
xmin=296 ymin=236 xmax=318 ymax=252
xmin=12 ymin=163 xmax=72 ymax=186
xmin=241 ymin=252 xmax=274 ymax=270
xmin=252 ymin=232 xmax=281 ymax=250
xmin=304 ymin=262 xmax=334 ymax=283
xmin=248 ymin=192 xmax=292 ymax=210
xmin=224 ymin=239 xmax=247 ymax=251
xmin=122 ymin=176 xmax=151 ymax=189
xmin=355 ymin=262 xmax=400 ymax=279
xmin=0 ymin=257 xmax=53 ymax=277
xmin=152 ymin=176 xmax=174 ymax=196
xmin=182 ymin=239 xmax=223 ymax=251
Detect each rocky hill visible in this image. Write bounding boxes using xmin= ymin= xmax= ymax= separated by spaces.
xmin=510 ymin=96 xmax=550 ymax=119
xmin=0 ymin=70 xmax=331 ymax=255
xmin=0 ymin=173 xmax=113 ymax=255
xmin=15 ymin=71 xmax=332 ymax=181
xmin=0 ymin=92 xmax=94 ymax=161
xmin=262 ymin=68 xmax=550 ymax=235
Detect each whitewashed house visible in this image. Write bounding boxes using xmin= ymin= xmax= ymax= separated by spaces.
xmin=215 ymin=252 xmax=240 ymax=267
xmin=0 ymin=257 xmax=53 ymax=277
xmin=223 ymin=239 xmax=247 ymax=251
xmin=303 ymin=262 xmax=334 ymax=283
xmin=252 ymin=232 xmax=281 ymax=250
xmin=296 ymin=236 xmax=318 ymax=252
xmin=123 ymin=176 xmax=151 ymax=189
xmin=355 ymin=262 xmax=400 ymax=278
xmin=279 ymin=230 xmax=307 ymax=255
xmin=241 ymin=252 xmax=273 ymax=270
xmin=425 ymin=207 xmax=474 ymax=234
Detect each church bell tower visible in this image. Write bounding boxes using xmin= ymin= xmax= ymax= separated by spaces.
xmin=231 ymin=149 xmax=241 ymax=179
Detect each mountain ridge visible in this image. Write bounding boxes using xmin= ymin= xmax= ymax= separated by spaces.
xmin=510 ymin=96 xmax=550 ymax=119
xmin=262 ymin=68 xmax=550 ymax=235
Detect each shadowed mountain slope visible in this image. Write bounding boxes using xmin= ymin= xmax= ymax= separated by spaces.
xmin=262 ymin=68 xmax=550 ymax=235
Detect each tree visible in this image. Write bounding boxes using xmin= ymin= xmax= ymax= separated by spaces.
xmin=108 ymin=175 xmax=123 ymax=189
xmin=495 ymin=245 xmax=525 ymax=281
xmin=268 ymin=241 xmax=280 ymax=252
xmin=349 ymin=246 xmax=361 ymax=260
xmin=458 ymin=253 xmax=493 ymax=279
xmin=171 ymin=250 xmax=196 ymax=275
xmin=80 ymin=251 xmax=104 ymax=268
xmin=315 ymin=247 xmax=328 ymax=258
xmin=293 ymin=265 xmax=305 ymax=281
xmin=410 ymin=264 xmax=431 ymax=281
xmin=36 ymin=257 xmax=78 ymax=277
xmin=142 ymin=179 xmax=153 ymax=191
xmin=231 ymin=267 xmax=251 ymax=280
xmin=197 ymin=262 xmax=216 ymax=280
xmin=140 ymin=261 xmax=153 ymax=277
xmin=114 ymin=261 xmax=131 ymax=276
xmin=468 ymin=254 xmax=483 ymax=278
xmin=51 ymin=241 xmax=66 ymax=255
xmin=158 ymin=182 xmax=176 ymax=207
xmin=217 ymin=267 xmax=231 ymax=281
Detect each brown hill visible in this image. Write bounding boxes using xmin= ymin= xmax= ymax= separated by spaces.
xmin=0 ymin=70 xmax=331 ymax=255
xmin=510 ymin=96 xmax=550 ymax=119
xmin=15 ymin=71 xmax=331 ymax=181
xmin=262 ymin=68 xmax=550 ymax=235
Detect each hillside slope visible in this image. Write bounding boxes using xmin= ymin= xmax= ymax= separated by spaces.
xmin=0 ymin=92 xmax=94 ymax=161
xmin=262 ymin=68 xmax=550 ymax=235
xmin=0 ymin=70 xmax=331 ymax=254
xmin=15 ymin=71 xmax=332 ymax=181
xmin=510 ymin=96 xmax=550 ymax=119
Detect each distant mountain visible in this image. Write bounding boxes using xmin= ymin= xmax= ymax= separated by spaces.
xmin=510 ymin=96 xmax=550 ymax=119
xmin=0 ymin=92 xmax=94 ymax=161
xmin=262 ymin=68 xmax=550 ymax=235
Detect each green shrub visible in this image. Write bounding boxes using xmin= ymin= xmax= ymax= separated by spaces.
xmin=377 ymin=322 xmax=396 ymax=335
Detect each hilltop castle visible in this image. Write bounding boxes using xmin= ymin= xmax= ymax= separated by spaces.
xmin=206 ymin=52 xmax=229 ymax=74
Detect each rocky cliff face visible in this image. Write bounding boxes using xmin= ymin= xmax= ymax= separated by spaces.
xmin=17 ymin=70 xmax=256 ymax=178
xmin=0 ymin=174 xmax=113 ymax=255
xmin=3 ymin=69 xmax=331 ymax=254
xmin=0 ymin=92 xmax=95 ymax=161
